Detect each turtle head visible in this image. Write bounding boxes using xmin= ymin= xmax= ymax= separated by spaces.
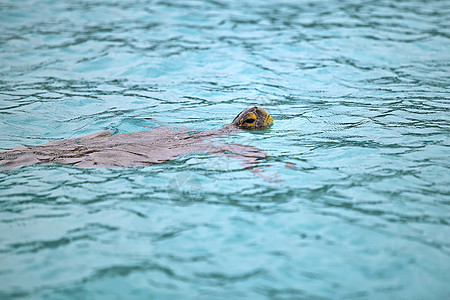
xmin=232 ymin=107 xmax=273 ymax=130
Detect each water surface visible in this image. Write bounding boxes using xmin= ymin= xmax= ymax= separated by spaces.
xmin=1 ymin=0 xmax=449 ymax=299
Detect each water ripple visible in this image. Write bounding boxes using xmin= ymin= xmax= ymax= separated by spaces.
xmin=1 ymin=0 xmax=449 ymax=299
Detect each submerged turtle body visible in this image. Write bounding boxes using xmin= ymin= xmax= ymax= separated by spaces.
xmin=0 ymin=107 xmax=273 ymax=170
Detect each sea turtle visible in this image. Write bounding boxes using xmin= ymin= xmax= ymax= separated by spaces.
xmin=0 ymin=107 xmax=273 ymax=171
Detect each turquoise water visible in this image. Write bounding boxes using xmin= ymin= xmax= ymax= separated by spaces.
xmin=1 ymin=0 xmax=449 ymax=298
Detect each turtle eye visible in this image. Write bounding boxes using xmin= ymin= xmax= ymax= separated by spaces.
xmin=244 ymin=118 xmax=255 ymax=124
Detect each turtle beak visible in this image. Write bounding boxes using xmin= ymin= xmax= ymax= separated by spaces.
xmin=263 ymin=112 xmax=273 ymax=129
xmin=259 ymin=108 xmax=273 ymax=130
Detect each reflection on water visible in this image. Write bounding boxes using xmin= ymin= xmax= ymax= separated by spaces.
xmin=0 ymin=0 xmax=449 ymax=299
